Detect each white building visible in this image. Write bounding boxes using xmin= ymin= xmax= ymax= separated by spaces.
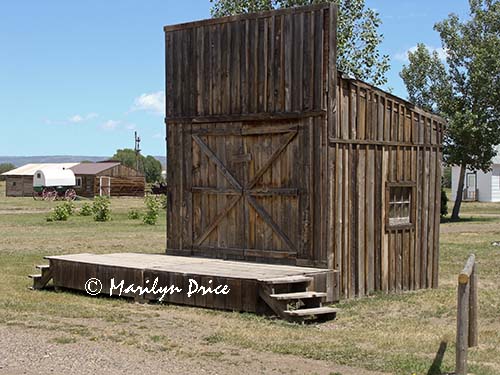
xmin=451 ymin=146 xmax=500 ymax=202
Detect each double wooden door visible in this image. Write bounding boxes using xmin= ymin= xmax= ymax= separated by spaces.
xmin=167 ymin=118 xmax=322 ymax=265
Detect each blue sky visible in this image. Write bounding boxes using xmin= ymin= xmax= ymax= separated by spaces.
xmin=0 ymin=1 xmax=469 ymax=157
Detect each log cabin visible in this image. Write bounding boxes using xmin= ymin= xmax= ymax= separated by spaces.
xmin=69 ymin=162 xmax=145 ymax=198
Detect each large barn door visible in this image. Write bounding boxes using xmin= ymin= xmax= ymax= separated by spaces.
xmin=188 ymin=119 xmax=314 ymax=264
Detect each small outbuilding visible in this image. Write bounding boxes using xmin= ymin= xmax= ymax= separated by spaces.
xmin=1 ymin=163 xmax=78 ymax=197
xmin=69 ymin=162 xmax=145 ymax=198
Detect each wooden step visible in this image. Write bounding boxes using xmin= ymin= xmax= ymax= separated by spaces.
xmin=28 ymin=266 xmax=53 ymax=290
xmin=270 ymin=291 xmax=327 ymax=300
xmin=284 ymin=306 xmax=338 ymax=317
xmin=36 ymin=265 xmax=50 ymax=270
xmin=261 ymin=275 xmax=313 ymax=285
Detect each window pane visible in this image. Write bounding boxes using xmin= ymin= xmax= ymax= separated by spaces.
xmin=388 ymin=186 xmax=412 ymax=226
xmin=402 ymin=203 xmax=409 ymax=218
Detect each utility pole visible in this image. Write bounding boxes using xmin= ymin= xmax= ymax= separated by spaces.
xmin=134 ymin=131 xmax=141 ymax=171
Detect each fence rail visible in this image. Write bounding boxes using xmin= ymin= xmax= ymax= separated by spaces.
xmin=456 ymin=254 xmax=478 ymax=375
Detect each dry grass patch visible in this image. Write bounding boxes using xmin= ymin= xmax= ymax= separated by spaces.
xmin=1 ymin=186 xmax=500 ymax=374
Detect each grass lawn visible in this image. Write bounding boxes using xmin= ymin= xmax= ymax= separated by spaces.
xmin=1 ymin=180 xmax=500 ymax=374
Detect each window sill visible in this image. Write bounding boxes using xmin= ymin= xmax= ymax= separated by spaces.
xmin=386 ymin=223 xmax=414 ymax=231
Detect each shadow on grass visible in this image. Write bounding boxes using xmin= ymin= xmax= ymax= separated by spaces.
xmin=441 ymin=216 xmax=499 ymax=224
xmin=427 ymin=340 xmax=448 ymax=375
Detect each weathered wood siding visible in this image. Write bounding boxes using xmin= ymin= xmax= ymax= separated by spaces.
xmin=165 ymin=3 xmax=335 ymax=119
xmin=331 ymin=75 xmax=443 ymax=298
xmin=98 ymin=164 xmax=145 ymax=197
xmin=5 ymin=176 xmax=33 ymax=197
xmin=165 ymin=4 xmax=444 ymax=299
xmin=167 ymin=115 xmax=331 ymax=267
xmin=75 ymin=165 xmax=145 ymax=198
xmin=165 ymin=3 xmax=337 ymax=269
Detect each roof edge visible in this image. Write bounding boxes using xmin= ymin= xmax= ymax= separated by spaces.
xmin=164 ymin=3 xmax=334 ymax=32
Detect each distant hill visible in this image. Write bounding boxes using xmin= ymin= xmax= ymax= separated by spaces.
xmin=0 ymin=155 xmax=166 ymax=168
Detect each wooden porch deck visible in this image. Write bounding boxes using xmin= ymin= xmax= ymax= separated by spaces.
xmin=31 ymin=253 xmax=338 ymax=322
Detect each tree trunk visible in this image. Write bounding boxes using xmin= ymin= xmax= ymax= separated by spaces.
xmin=452 ymin=163 xmax=466 ymax=220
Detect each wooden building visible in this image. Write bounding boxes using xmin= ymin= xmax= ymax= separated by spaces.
xmin=1 ymin=162 xmax=144 ymax=198
xmin=30 ymin=4 xmax=443 ymax=322
xmin=165 ymin=3 xmax=445 ymax=300
xmin=2 ymin=163 xmax=78 ymax=197
xmin=69 ymin=162 xmax=145 ymax=198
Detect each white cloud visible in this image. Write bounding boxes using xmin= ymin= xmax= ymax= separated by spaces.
xmin=131 ymin=91 xmax=165 ymax=115
xmin=394 ymin=45 xmax=447 ymax=62
xmin=101 ymin=120 xmax=121 ymax=130
xmin=69 ymin=115 xmax=84 ymax=123
xmin=46 ymin=113 xmax=99 ymax=125
xmin=68 ymin=113 xmax=99 ymax=123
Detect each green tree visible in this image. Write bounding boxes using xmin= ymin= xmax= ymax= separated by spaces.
xmin=112 ymin=149 xmax=139 ymax=170
xmin=399 ymin=0 xmax=500 ymax=220
xmin=0 ymin=163 xmax=16 ymax=181
xmin=112 ymin=149 xmax=162 ymax=183
xmin=400 ymin=43 xmax=450 ymax=112
xmin=209 ymin=0 xmax=390 ymax=86
xmin=143 ymin=155 xmax=162 ymax=183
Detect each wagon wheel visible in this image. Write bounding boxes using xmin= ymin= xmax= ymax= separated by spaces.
xmin=64 ymin=188 xmax=77 ymax=201
xmin=32 ymin=191 xmax=42 ymax=201
xmin=42 ymin=187 xmax=57 ymax=201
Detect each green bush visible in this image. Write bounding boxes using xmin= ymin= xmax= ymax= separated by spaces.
xmin=158 ymin=194 xmax=167 ymax=209
xmin=441 ymin=188 xmax=449 ymax=217
xmin=128 ymin=209 xmax=142 ymax=220
xmin=143 ymin=196 xmax=161 ymax=225
xmin=63 ymin=201 xmax=75 ymax=215
xmin=47 ymin=201 xmax=75 ymax=222
xmin=79 ymin=203 xmax=93 ymax=216
xmin=92 ymin=196 xmax=111 ymax=222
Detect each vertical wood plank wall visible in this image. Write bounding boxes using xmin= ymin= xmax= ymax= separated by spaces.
xmin=164 ymin=3 xmax=444 ymax=299
xmin=165 ymin=4 xmax=337 ymax=270
xmin=331 ymin=76 xmax=444 ymax=297
xmin=4 ymin=176 xmax=33 ymax=197
xmin=165 ymin=4 xmax=333 ymax=118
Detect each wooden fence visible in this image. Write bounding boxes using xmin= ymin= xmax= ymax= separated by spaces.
xmin=456 ymin=254 xmax=478 ymax=375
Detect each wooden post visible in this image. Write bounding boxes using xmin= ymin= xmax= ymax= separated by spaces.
xmin=456 ymin=276 xmax=470 ymax=375
xmin=456 ymin=254 xmax=477 ymax=375
xmin=468 ymin=262 xmax=478 ymax=347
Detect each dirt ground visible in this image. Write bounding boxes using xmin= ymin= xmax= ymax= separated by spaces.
xmin=0 ymin=325 xmax=384 ymax=375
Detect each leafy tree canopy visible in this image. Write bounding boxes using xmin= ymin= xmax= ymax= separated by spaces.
xmin=0 ymin=163 xmax=16 ymax=181
xmin=400 ymin=0 xmax=500 ymax=219
xmin=112 ymin=149 xmax=163 ymax=183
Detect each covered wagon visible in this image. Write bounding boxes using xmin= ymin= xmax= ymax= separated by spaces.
xmin=33 ymin=167 xmax=77 ymax=201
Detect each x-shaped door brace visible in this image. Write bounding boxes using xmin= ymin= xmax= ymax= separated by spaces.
xmin=191 ymin=131 xmax=298 ymax=252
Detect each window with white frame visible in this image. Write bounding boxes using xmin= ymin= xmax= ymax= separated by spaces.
xmin=75 ymin=177 xmax=82 ymax=188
